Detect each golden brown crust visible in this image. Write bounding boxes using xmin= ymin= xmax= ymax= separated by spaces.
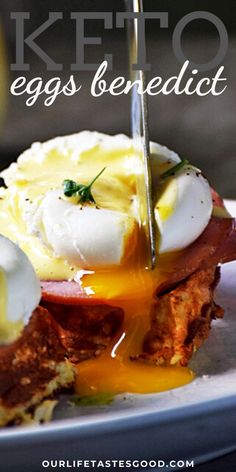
xmin=41 ymin=302 xmax=124 ymax=363
xmin=0 ymin=303 xmax=124 ymax=426
xmin=0 ymin=306 xmax=75 ymax=426
xmin=141 ymin=266 xmax=223 ymax=366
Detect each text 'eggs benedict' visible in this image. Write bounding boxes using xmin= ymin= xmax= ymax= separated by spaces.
xmin=0 ymin=131 xmax=235 ymax=400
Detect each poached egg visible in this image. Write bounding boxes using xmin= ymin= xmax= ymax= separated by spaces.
xmin=0 ymin=235 xmax=41 ymax=344
xmin=27 ymin=189 xmax=137 ymax=269
xmin=0 ymin=132 xmax=213 ymax=275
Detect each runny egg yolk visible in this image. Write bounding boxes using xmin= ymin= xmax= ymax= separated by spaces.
xmin=72 ymin=226 xmax=194 ymax=396
xmin=75 ymin=268 xmax=194 ymax=396
xmin=0 ymin=132 xmax=195 ymax=394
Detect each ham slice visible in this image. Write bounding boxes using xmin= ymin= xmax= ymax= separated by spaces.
xmin=157 ymin=216 xmax=236 ymax=294
xmin=41 ymin=216 xmax=236 ymax=303
xmin=41 ymin=280 xmax=93 ymax=305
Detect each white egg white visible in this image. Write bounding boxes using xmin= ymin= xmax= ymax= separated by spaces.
xmin=29 ymin=190 xmax=137 ymax=268
xmin=0 ymin=235 xmax=41 ymax=342
xmin=155 ymin=164 xmax=213 ymax=253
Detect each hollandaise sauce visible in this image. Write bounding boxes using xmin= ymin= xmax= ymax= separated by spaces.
xmin=0 ymin=270 xmax=23 ymax=343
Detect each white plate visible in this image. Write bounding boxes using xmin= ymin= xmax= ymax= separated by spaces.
xmin=0 ymin=201 xmax=236 ymax=472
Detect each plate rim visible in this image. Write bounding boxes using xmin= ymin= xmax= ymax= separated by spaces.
xmin=1 ymin=391 xmax=236 ymax=443
xmin=0 ymin=199 xmax=235 ymax=442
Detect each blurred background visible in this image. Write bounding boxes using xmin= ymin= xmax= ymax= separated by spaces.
xmin=0 ymin=0 xmax=235 ymax=197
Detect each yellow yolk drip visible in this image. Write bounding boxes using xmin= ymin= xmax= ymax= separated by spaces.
xmin=155 ymin=178 xmax=177 ymax=221
xmin=75 ymin=284 xmax=194 ymax=395
xmin=75 ymin=268 xmax=194 ymax=396
xmin=76 ymin=356 xmax=193 ymax=396
xmin=0 ymin=270 xmax=23 ymax=343
xmin=212 ymin=205 xmax=231 ymax=219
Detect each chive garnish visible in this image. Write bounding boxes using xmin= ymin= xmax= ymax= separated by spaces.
xmin=69 ymin=392 xmax=114 ymax=407
xmin=160 ymin=159 xmax=189 ymax=180
xmin=63 ymin=167 xmax=106 ymax=205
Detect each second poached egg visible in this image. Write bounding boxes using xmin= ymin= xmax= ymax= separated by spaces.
xmin=0 ymin=235 xmax=41 ymax=343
